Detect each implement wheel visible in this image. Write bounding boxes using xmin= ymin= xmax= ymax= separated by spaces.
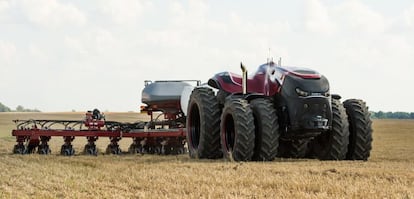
xmin=38 ymin=144 xmax=51 ymax=155
xmin=128 ymin=144 xmax=138 ymax=154
xmin=84 ymin=144 xmax=98 ymax=156
xmin=186 ymin=87 xmax=222 ymax=159
xmin=13 ymin=144 xmax=26 ymax=154
xmin=221 ymin=98 xmax=255 ymax=161
xmin=61 ymin=144 xmax=75 ymax=156
xmin=343 ymin=99 xmax=373 ymax=160
xmin=106 ymin=144 xmax=121 ymax=155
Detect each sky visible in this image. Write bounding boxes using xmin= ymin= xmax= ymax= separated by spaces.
xmin=0 ymin=0 xmax=413 ymax=112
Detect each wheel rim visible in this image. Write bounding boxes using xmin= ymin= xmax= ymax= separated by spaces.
xmin=189 ymin=104 xmax=201 ymax=149
xmin=223 ymin=113 xmax=235 ymax=152
xmin=65 ymin=149 xmax=70 ymax=156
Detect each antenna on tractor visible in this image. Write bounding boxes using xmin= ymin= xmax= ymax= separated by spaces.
xmin=267 ymin=48 xmax=274 ymax=65
xmin=278 ymin=57 xmax=282 ymax=67
xmin=268 ymin=48 xmax=271 ymax=61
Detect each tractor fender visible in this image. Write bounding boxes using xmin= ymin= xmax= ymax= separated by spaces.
xmin=331 ymin=94 xmax=342 ymax=100
xmin=207 ymin=78 xmax=221 ymax=90
xmin=207 ymin=73 xmax=239 ymax=93
xmin=207 ymin=74 xmax=242 ymax=94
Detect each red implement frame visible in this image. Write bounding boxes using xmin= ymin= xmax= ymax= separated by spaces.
xmin=11 ymin=110 xmax=187 ymax=156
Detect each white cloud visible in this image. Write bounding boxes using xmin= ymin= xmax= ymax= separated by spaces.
xmin=64 ymin=28 xmax=120 ymax=58
xmin=92 ymin=29 xmax=117 ymax=54
xmin=305 ymin=0 xmax=387 ymax=34
xmin=0 ymin=0 xmax=9 ymax=12
xmin=28 ymin=44 xmax=48 ymax=63
xmin=19 ymin=0 xmax=86 ymax=28
xmin=0 ymin=40 xmax=17 ymax=64
xmin=98 ymin=0 xmax=151 ymax=25
xmin=333 ymin=0 xmax=386 ymax=34
xmin=168 ymin=0 xmax=211 ymax=32
xmin=404 ymin=4 xmax=414 ymax=27
xmin=0 ymin=1 xmax=8 ymax=8
xmin=0 ymin=0 xmax=10 ymax=21
xmin=305 ymin=0 xmax=336 ymax=34
xmin=1 ymin=1 xmax=413 ymax=112
xmin=64 ymin=36 xmax=88 ymax=56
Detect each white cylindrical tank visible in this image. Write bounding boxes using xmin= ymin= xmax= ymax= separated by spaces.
xmin=180 ymin=86 xmax=195 ymax=116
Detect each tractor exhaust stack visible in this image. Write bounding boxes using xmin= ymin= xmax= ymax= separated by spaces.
xmin=241 ymin=63 xmax=248 ymax=94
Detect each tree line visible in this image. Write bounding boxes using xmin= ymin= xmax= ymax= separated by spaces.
xmin=370 ymin=111 xmax=414 ymax=119
xmin=1 ymin=101 xmax=414 ymax=118
xmin=0 ymin=102 xmax=41 ymax=112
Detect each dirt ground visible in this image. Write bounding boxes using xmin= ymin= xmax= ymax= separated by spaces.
xmin=0 ymin=113 xmax=413 ymax=198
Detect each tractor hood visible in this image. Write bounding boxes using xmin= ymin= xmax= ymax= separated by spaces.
xmin=278 ymin=67 xmax=329 ymax=96
xmin=279 ymin=66 xmax=321 ymax=77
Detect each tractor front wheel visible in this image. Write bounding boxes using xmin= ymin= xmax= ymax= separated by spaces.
xmin=343 ymin=99 xmax=373 ymax=160
xmin=310 ymin=99 xmax=349 ymax=160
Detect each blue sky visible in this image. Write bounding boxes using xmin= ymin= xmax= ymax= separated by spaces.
xmin=1 ymin=0 xmax=413 ymax=112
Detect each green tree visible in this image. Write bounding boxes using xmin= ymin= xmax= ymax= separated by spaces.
xmin=376 ymin=111 xmax=385 ymax=119
xmin=0 ymin=102 xmax=11 ymax=112
xmin=395 ymin=112 xmax=410 ymax=119
xmin=16 ymin=105 xmax=25 ymax=112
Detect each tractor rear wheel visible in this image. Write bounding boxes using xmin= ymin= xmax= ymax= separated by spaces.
xmin=343 ymin=99 xmax=373 ymax=160
xmin=186 ymin=87 xmax=222 ymax=159
xmin=310 ymin=99 xmax=349 ymax=160
xmin=250 ymin=98 xmax=279 ymax=161
xmin=221 ymin=98 xmax=255 ymax=161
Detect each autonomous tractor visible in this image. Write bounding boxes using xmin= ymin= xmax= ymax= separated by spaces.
xmin=11 ymin=60 xmax=372 ymax=162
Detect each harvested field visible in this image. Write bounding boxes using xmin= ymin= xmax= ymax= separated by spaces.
xmin=0 ymin=112 xmax=413 ymax=198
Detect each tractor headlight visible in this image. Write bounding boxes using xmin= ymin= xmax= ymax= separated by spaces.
xmin=295 ymin=88 xmax=309 ymax=97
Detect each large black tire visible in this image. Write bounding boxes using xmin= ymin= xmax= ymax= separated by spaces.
xmin=216 ymin=90 xmax=230 ymax=106
xmin=277 ymin=139 xmax=309 ymax=159
xmin=310 ymin=99 xmax=349 ymax=160
xmin=221 ymin=98 xmax=255 ymax=161
xmin=186 ymin=87 xmax=222 ymax=159
xmin=250 ymin=98 xmax=279 ymax=161
xmin=343 ymin=99 xmax=373 ymax=160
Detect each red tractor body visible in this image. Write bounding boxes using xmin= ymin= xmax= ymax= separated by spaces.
xmin=208 ymin=62 xmax=332 ymax=137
